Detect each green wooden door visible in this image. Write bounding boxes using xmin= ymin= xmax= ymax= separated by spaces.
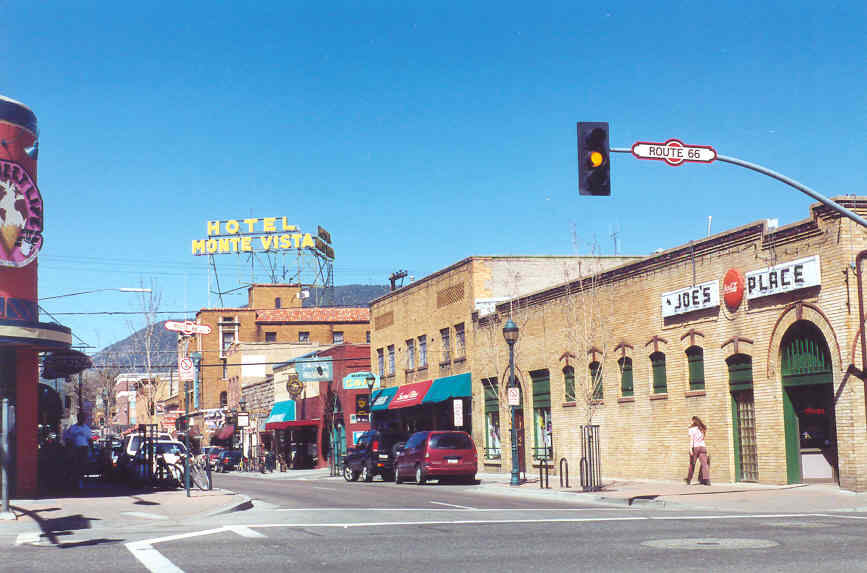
xmin=783 ymin=389 xmax=801 ymax=484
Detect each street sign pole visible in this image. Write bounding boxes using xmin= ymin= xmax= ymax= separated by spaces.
xmin=611 ymin=147 xmax=867 ymax=229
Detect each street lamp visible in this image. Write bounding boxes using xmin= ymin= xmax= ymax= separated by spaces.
xmin=502 ymin=318 xmax=521 ymax=486
xmin=39 ymin=287 xmax=152 ymax=300
xmin=365 ymin=373 xmax=376 ymax=430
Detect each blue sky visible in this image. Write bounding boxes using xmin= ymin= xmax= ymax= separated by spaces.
xmin=2 ymin=1 xmax=864 ymax=351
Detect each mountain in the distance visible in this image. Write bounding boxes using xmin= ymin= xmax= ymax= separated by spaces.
xmin=89 ymin=284 xmax=389 ymax=371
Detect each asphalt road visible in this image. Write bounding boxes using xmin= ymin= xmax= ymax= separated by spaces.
xmin=5 ymin=473 xmax=867 ymax=572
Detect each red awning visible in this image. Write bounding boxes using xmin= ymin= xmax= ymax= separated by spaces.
xmin=387 ymin=380 xmax=433 ymax=409
xmin=265 ymin=419 xmax=321 ymax=431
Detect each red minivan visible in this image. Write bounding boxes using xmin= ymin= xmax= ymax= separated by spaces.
xmin=394 ymin=430 xmax=477 ymax=485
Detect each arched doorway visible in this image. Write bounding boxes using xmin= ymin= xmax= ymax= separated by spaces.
xmin=780 ymin=320 xmax=838 ymax=484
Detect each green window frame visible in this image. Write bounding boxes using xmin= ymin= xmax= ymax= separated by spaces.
xmin=530 ymin=370 xmax=552 ymax=459
xmin=589 ymin=361 xmax=603 ymax=400
xmin=687 ymin=346 xmax=705 ymax=391
xmin=563 ymin=366 xmax=575 ymax=402
xmin=651 ymin=351 xmax=667 ymax=394
xmin=619 ymin=356 xmax=633 ymax=397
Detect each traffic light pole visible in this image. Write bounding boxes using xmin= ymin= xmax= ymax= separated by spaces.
xmin=610 ymin=148 xmax=867 ymax=230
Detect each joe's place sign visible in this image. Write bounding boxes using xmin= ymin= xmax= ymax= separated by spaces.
xmin=745 ymin=255 xmax=821 ymax=300
xmin=661 ymin=279 xmax=720 ymax=318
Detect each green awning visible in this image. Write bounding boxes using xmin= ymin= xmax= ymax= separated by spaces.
xmin=265 ymin=400 xmax=296 ymax=424
xmin=371 ymin=387 xmax=398 ymax=411
xmin=422 ymin=373 xmax=471 ymax=404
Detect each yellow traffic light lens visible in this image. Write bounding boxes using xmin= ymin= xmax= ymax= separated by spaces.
xmin=589 ymin=151 xmax=604 ymax=168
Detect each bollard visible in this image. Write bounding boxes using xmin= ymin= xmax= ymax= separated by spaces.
xmin=539 ymin=461 xmax=550 ymax=489
xmin=559 ymin=457 xmax=569 ymax=489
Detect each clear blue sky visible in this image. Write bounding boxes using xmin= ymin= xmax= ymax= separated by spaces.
xmin=3 ymin=1 xmax=864 ymax=351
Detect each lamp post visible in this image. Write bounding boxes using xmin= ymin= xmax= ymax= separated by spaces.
xmin=365 ymin=373 xmax=376 ymax=430
xmin=503 ymin=318 xmax=521 ymax=486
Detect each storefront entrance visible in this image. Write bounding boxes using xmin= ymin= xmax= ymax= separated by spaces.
xmin=780 ymin=321 xmax=838 ymax=484
xmin=728 ymin=354 xmax=758 ymax=482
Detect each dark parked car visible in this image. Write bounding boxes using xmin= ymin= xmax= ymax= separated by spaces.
xmin=343 ymin=430 xmax=408 ymax=482
xmin=215 ymin=450 xmax=243 ymax=472
xmin=394 ymin=431 xmax=477 ymax=485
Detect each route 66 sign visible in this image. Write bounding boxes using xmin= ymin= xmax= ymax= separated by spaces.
xmin=286 ymin=374 xmax=303 ymax=397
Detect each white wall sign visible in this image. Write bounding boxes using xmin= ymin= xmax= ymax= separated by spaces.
xmin=453 ymin=398 xmax=463 ymax=427
xmin=746 ymin=255 xmax=821 ymax=300
xmin=661 ymin=280 xmax=720 ymax=318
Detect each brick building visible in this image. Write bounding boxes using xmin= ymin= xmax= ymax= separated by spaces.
xmin=475 ymin=199 xmax=867 ymax=491
xmin=367 ymin=256 xmax=641 ymax=447
xmin=189 ymin=283 xmax=370 ymax=444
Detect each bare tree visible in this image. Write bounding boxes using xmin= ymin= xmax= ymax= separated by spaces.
xmin=126 ymin=279 xmax=163 ymax=423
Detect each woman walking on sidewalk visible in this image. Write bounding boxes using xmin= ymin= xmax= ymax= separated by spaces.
xmin=685 ymin=416 xmax=710 ymax=485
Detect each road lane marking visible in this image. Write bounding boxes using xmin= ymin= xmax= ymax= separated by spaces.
xmin=430 ymin=501 xmax=475 ymax=509
xmin=225 ymin=525 xmax=267 ymax=538
xmin=274 ymin=507 xmax=632 ymax=512
xmin=126 ymin=543 xmax=185 ymax=573
xmin=15 ymin=532 xmax=42 ymax=546
xmin=310 ymin=486 xmax=339 ymax=492
xmin=121 ymin=511 xmax=170 ymax=520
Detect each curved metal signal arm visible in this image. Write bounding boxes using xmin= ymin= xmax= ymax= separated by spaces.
xmin=611 ymin=147 xmax=867 ymax=230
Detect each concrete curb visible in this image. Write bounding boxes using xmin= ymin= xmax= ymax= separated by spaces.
xmin=204 ymin=491 xmax=253 ymax=517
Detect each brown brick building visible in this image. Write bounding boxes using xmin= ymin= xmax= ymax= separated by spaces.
xmin=189 ymin=284 xmax=370 ymax=443
xmin=475 ymin=199 xmax=867 ymax=491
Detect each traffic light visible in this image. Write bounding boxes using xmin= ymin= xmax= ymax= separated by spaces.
xmin=577 ymin=122 xmax=611 ymax=196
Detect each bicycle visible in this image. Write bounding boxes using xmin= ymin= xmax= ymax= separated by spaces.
xmin=156 ymin=452 xmax=212 ymax=491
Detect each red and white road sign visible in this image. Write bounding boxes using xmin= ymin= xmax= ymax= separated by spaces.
xmin=507 ymin=387 xmax=520 ymax=406
xmin=179 ymin=357 xmax=195 ymax=382
xmin=164 ymin=320 xmax=212 ymax=335
xmin=631 ymin=139 xmax=717 ymax=166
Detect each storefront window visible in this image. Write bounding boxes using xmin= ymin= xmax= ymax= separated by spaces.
xmin=485 ymin=412 xmax=501 ymax=459
xmin=563 ymin=366 xmax=575 ymax=402
xmin=533 ymin=408 xmax=552 ymax=460
xmin=589 ymin=361 xmax=603 ymax=400
xmin=651 ymin=352 xmax=667 ymax=394
xmin=619 ymin=356 xmax=633 ymax=397
xmin=687 ymin=346 xmax=705 ymax=390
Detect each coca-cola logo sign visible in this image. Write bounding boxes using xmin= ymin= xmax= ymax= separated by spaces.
xmin=723 ymin=268 xmax=745 ymax=310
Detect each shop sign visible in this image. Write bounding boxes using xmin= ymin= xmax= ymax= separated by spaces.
xmin=237 ymin=412 xmax=249 ymax=428
xmin=0 ymin=159 xmax=43 ymax=268
xmin=661 ymin=279 xmax=719 ymax=318
xmin=343 ymin=371 xmax=381 ymax=390
xmin=723 ymin=268 xmax=745 ymax=310
xmin=453 ymin=399 xmax=463 ymax=427
xmin=286 ymin=374 xmax=303 ymax=397
xmin=294 ymin=356 xmax=333 ymax=382
xmin=355 ymin=393 xmax=370 ymax=416
xmin=746 ymin=255 xmax=821 ymax=300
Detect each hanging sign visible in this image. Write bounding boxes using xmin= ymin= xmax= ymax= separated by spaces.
xmin=453 ymin=398 xmax=463 ymax=427
xmin=179 ymin=356 xmax=195 ymax=382
xmin=745 ymin=255 xmax=821 ymax=300
xmin=0 ymin=159 xmax=43 ymax=268
xmin=631 ymin=139 xmax=717 ymax=166
xmin=661 ymin=280 xmax=719 ymax=318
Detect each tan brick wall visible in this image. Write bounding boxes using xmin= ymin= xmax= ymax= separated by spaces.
xmin=472 ymin=203 xmax=867 ymax=490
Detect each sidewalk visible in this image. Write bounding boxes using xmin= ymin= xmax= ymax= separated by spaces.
xmin=0 ymin=479 xmax=250 ymax=539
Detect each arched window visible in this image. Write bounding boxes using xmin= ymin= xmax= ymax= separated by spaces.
xmin=651 ymin=352 xmax=667 ymax=394
xmin=589 ymin=361 xmax=603 ymax=400
xmin=563 ymin=366 xmax=575 ymax=402
xmin=686 ymin=346 xmax=705 ymax=391
xmin=618 ymin=356 xmax=633 ymax=397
